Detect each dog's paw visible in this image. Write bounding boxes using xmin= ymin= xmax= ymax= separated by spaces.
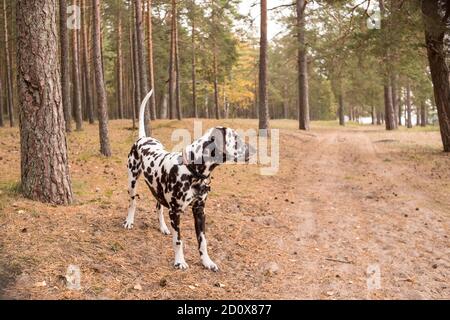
xmin=123 ymin=220 xmax=134 ymax=229
xmin=174 ymin=261 xmax=189 ymax=270
xmin=160 ymin=226 xmax=171 ymax=235
xmin=202 ymin=258 xmax=219 ymax=272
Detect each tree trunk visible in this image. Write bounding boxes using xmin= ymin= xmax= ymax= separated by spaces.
xmin=93 ymin=0 xmax=111 ymax=156
xmin=406 ymin=81 xmax=412 ymax=129
xmin=420 ymin=101 xmax=427 ymax=127
xmin=384 ymin=82 xmax=396 ymax=130
xmin=59 ymin=0 xmax=72 ymax=132
xmin=338 ymin=94 xmax=345 ymax=126
xmin=72 ymin=0 xmax=83 ymax=131
xmin=0 ymin=73 xmax=4 ymax=127
xmin=283 ymin=82 xmax=289 ymax=119
xmin=191 ymin=8 xmax=198 ymax=118
xmin=175 ymin=17 xmax=182 ymax=120
xmin=422 ymin=0 xmax=449 ymax=151
xmin=135 ymin=0 xmax=151 ymax=135
xmin=81 ymin=1 xmax=94 ymax=124
xmin=213 ymin=46 xmax=220 ymax=120
xmin=17 ymin=0 xmax=73 ymax=204
xmin=3 ymin=0 xmax=14 ymax=127
xmin=297 ymin=0 xmax=310 ymax=130
xmin=116 ymin=0 xmax=124 ymax=119
xmin=371 ymin=106 xmax=375 ymax=125
xmin=391 ymin=74 xmax=399 ymax=128
xmin=169 ymin=0 xmax=176 ymax=119
xmin=146 ymin=0 xmax=156 ymax=120
xmin=398 ymin=86 xmax=403 ymax=126
xmin=131 ymin=11 xmax=141 ymax=124
xmin=258 ymin=0 xmax=269 ymax=133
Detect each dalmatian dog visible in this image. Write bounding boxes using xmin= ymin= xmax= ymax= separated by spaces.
xmin=124 ymin=90 xmax=253 ymax=271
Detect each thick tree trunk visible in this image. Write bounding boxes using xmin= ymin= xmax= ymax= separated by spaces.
xmin=72 ymin=0 xmax=83 ymax=131
xmin=3 ymin=0 xmax=14 ymax=127
xmin=116 ymin=0 xmax=124 ymax=119
xmin=338 ymin=94 xmax=345 ymax=126
xmin=297 ymin=0 xmax=310 ymax=130
xmin=406 ymin=81 xmax=412 ymax=129
xmin=146 ymin=0 xmax=157 ymax=120
xmin=135 ymin=0 xmax=151 ymax=135
xmin=422 ymin=1 xmax=450 ymax=151
xmin=420 ymin=101 xmax=427 ymax=127
xmin=93 ymin=0 xmax=111 ymax=156
xmin=258 ymin=0 xmax=269 ymax=133
xmin=81 ymin=1 xmax=94 ymax=124
xmin=59 ymin=0 xmax=72 ymax=132
xmin=17 ymin=0 xmax=73 ymax=204
xmin=191 ymin=11 xmax=198 ymax=118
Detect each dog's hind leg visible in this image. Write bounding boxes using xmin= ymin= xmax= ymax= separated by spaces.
xmin=156 ymin=202 xmax=170 ymax=235
xmin=192 ymin=200 xmax=218 ymax=272
xmin=124 ymin=146 xmax=142 ymax=229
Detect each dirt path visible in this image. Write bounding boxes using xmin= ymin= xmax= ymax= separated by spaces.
xmin=0 ymin=120 xmax=449 ymax=299
xmin=275 ymin=128 xmax=449 ymax=299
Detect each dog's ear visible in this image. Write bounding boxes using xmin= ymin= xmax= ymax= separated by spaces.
xmin=209 ymin=127 xmax=227 ymax=163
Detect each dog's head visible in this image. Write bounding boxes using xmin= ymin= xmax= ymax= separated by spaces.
xmin=183 ymin=127 xmax=255 ymax=167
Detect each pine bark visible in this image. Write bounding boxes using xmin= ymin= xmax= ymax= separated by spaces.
xmin=0 ymin=73 xmax=4 ymax=127
xmin=384 ymin=81 xmax=396 ymax=130
xmin=258 ymin=0 xmax=270 ymax=133
xmin=135 ymin=0 xmax=151 ymax=135
xmin=3 ymin=0 xmax=15 ymax=127
xmin=338 ymin=94 xmax=345 ymax=126
xmin=17 ymin=0 xmax=73 ymax=204
xmin=420 ymin=101 xmax=427 ymax=127
xmin=59 ymin=0 xmax=72 ymax=132
xmin=422 ymin=1 xmax=450 ymax=151
xmin=131 ymin=10 xmax=141 ymax=123
xmin=406 ymin=81 xmax=412 ymax=129
xmin=72 ymin=0 xmax=83 ymax=131
xmin=116 ymin=0 xmax=124 ymax=119
xmin=191 ymin=8 xmax=198 ymax=118
xmin=82 ymin=2 xmax=94 ymax=124
xmin=146 ymin=0 xmax=156 ymax=120
xmin=175 ymin=17 xmax=182 ymax=120
xmin=213 ymin=46 xmax=220 ymax=120
xmin=169 ymin=0 xmax=176 ymax=119
xmin=297 ymin=0 xmax=310 ymax=130
xmin=93 ymin=0 xmax=111 ymax=156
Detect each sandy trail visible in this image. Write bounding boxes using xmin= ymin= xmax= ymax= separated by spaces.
xmin=276 ymin=128 xmax=449 ymax=299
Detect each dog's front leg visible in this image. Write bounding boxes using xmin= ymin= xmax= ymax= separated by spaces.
xmin=193 ymin=201 xmax=219 ymax=272
xmin=169 ymin=209 xmax=188 ymax=270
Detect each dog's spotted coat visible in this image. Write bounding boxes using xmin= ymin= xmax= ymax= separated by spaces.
xmin=124 ymin=91 xmax=251 ymax=271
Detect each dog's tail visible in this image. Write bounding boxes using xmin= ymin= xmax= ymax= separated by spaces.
xmin=138 ymin=89 xmax=154 ymax=139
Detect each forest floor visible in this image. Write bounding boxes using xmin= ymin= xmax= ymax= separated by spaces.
xmin=0 ymin=119 xmax=449 ymax=300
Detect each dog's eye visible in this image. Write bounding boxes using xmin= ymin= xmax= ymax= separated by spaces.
xmin=210 ymin=136 xmax=215 ymax=142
